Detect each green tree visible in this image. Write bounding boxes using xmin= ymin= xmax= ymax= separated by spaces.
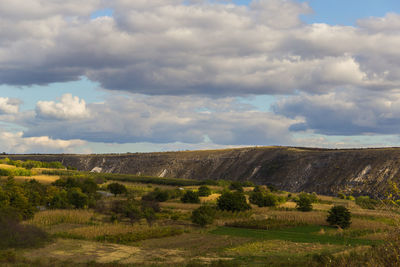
xmin=67 ymin=188 xmax=88 ymax=209
xmin=198 ymin=186 xmax=211 ymax=197
xmin=217 ymin=191 xmax=251 ymax=212
xmin=327 ymin=205 xmax=351 ymax=229
xmin=181 ymin=190 xmax=200 ymax=203
xmin=229 ymin=182 xmax=244 ymax=192
xmin=191 ymin=205 xmax=216 ymax=227
xmin=107 ymin=183 xmax=127 ymax=197
xmin=295 ymin=194 xmax=313 ymax=212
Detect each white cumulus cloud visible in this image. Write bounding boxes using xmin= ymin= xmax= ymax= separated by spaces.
xmin=36 ymin=94 xmax=90 ymax=120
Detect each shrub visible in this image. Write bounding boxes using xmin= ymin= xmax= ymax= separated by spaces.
xmin=181 ymin=190 xmax=200 ymax=203
xmin=327 ymin=205 xmax=351 ymax=229
xmin=356 ymin=196 xmax=379 ymax=209
xmin=249 ymin=192 xmax=265 ymax=207
xmin=229 ymin=182 xmax=244 ymax=192
xmin=107 ymin=183 xmax=127 ymax=196
xmin=191 ymin=205 xmax=216 ymax=227
xmin=338 ymin=192 xmax=346 ymax=199
xmin=217 ymin=191 xmax=251 ymax=212
xmin=142 ymin=188 xmax=171 ymax=202
xmin=67 ymin=188 xmax=88 ymax=209
xmin=249 ymin=192 xmax=281 ymax=207
xmin=198 ymin=186 xmax=212 ymax=197
xmin=295 ymin=194 xmax=313 ymax=212
xmin=253 ymin=185 xmax=267 ymax=193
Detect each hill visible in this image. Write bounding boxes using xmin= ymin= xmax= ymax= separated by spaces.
xmin=2 ymin=146 xmax=400 ymax=196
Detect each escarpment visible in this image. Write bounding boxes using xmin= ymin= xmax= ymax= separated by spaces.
xmin=3 ymin=146 xmax=400 ymax=196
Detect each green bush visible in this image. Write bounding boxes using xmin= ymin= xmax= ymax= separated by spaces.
xmin=249 ymin=192 xmax=283 ymax=207
xmin=327 ymin=205 xmax=351 ymax=229
xmin=229 ymin=182 xmax=244 ymax=192
xmin=198 ymin=186 xmax=212 ymax=197
xmin=295 ymin=194 xmax=313 ymax=212
xmin=191 ymin=205 xmax=216 ymax=227
xmin=67 ymin=188 xmax=88 ymax=209
xmin=181 ymin=190 xmax=200 ymax=203
xmin=356 ymin=196 xmax=379 ymax=209
xmin=107 ymin=182 xmax=127 ymax=196
xmin=217 ymin=191 xmax=251 ymax=212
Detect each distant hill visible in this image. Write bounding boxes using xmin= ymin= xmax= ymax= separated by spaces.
xmin=3 ymin=146 xmax=400 ymax=197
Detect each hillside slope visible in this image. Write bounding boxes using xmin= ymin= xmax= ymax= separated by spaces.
xmin=3 ymin=146 xmax=400 ymax=196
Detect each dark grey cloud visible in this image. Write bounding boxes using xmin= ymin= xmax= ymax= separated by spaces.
xmin=274 ymin=89 xmax=400 ymax=136
xmin=1 ymin=0 xmax=399 ymax=96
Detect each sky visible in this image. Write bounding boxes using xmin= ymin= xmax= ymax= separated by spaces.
xmin=1 ymin=0 xmax=400 ymax=154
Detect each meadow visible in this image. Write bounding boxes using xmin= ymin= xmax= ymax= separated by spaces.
xmin=0 ymin=160 xmax=399 ymax=266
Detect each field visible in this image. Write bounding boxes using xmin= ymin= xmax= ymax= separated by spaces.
xmin=0 ymin=161 xmax=399 ymax=266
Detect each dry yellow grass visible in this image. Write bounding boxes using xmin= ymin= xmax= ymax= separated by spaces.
xmin=0 ymin=163 xmax=17 ymax=169
xmin=200 ymin=193 xmax=221 ymax=203
xmin=64 ymin=224 xmax=150 ymax=239
xmin=28 ymin=209 xmax=95 ymax=227
xmin=14 ymin=175 xmax=60 ymax=184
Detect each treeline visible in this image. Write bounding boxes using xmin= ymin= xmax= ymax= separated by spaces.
xmin=0 ymin=168 xmax=32 ymax=177
xmin=0 ymin=158 xmax=65 ymax=169
xmin=42 ymin=170 xmax=219 ymax=187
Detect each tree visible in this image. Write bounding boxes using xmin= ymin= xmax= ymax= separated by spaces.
xmin=229 ymin=182 xmax=244 ymax=192
xmin=198 ymin=186 xmax=211 ymax=197
xmin=327 ymin=205 xmax=351 ymax=229
xmin=249 ymin=191 xmax=265 ymax=207
xmin=295 ymin=194 xmax=313 ymax=212
xmin=217 ymin=191 xmax=251 ymax=212
xmin=191 ymin=205 xmax=216 ymax=227
xmin=181 ymin=190 xmax=200 ymax=203
xmin=107 ymin=183 xmax=127 ymax=197
xmin=67 ymin=188 xmax=88 ymax=209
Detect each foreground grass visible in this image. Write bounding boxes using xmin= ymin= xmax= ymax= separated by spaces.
xmin=211 ymin=226 xmax=380 ymax=246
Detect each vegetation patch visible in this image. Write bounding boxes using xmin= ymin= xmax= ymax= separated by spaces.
xmin=28 ymin=209 xmax=95 ymax=227
xmin=225 ymin=218 xmax=307 ymax=230
xmin=211 ymin=226 xmax=380 ymax=246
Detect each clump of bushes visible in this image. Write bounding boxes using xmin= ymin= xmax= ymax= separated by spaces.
xmin=0 ymin=168 xmax=31 ymax=177
xmin=1 ymin=158 xmax=65 ymax=169
xmin=110 ymin=199 xmax=158 ymax=225
xmin=191 ymin=205 xmax=216 ymax=226
xmin=327 ymin=205 xmax=351 ymax=229
xmin=217 ymin=191 xmax=251 ymax=212
xmin=142 ymin=188 xmax=183 ymax=202
xmin=107 ymin=182 xmax=127 ymax=196
xmin=197 ymin=185 xmax=211 ymax=197
xmin=249 ymin=191 xmax=286 ymax=207
xmin=181 ymin=190 xmax=200 ymax=203
xmin=356 ymin=196 xmax=379 ymax=209
xmin=294 ymin=192 xmax=318 ymax=212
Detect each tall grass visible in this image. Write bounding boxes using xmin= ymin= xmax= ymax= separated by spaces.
xmin=56 ymin=224 xmax=184 ymax=244
xmin=28 ymin=210 xmax=95 ymax=227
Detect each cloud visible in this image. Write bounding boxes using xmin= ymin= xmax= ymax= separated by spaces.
xmin=0 ymin=97 xmax=20 ymax=114
xmin=0 ymin=130 xmax=86 ymax=153
xmin=36 ymin=94 xmax=90 ymax=120
xmin=274 ymin=88 xmax=400 ymax=136
xmin=22 ymin=94 xmax=302 ymax=145
xmin=0 ymin=0 xmax=399 ymax=96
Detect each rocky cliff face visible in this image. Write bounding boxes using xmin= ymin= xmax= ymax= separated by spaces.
xmin=3 ymin=146 xmax=400 ymax=196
